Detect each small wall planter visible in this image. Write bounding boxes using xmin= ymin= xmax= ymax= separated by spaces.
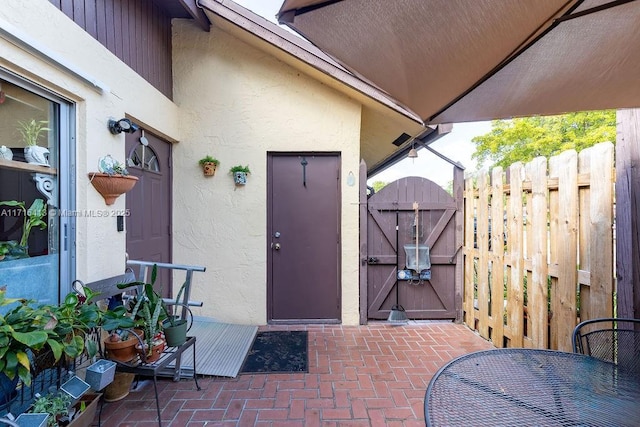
xmin=88 ymin=173 xmax=138 ymax=205
xmin=199 ymin=156 xmax=220 ymax=177
xmin=230 ymin=165 xmax=250 ymax=185
xmin=233 ymin=171 xmax=248 ymax=185
xmin=202 ymin=162 xmax=218 ymax=176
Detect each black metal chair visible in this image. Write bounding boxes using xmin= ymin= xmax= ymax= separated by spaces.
xmin=572 ymin=317 xmax=640 ymax=374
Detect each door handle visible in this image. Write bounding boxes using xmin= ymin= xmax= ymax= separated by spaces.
xmin=273 ymin=243 xmax=281 ymax=250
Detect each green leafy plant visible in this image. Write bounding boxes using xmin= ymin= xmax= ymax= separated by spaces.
xmin=117 ymin=264 xmax=166 ymax=357
xmin=229 ymin=165 xmax=250 ymax=174
xmin=198 ymin=155 xmax=220 ymax=166
xmin=100 ymin=305 xmax=136 ymax=335
xmin=0 ymin=283 xmax=110 ymax=390
xmin=30 ymin=392 xmax=71 ymax=426
xmin=50 ymin=284 xmax=103 ymax=360
xmin=0 ymin=198 xmax=47 ymax=247
xmin=98 ymin=156 xmax=129 ymax=176
xmin=17 ymin=119 xmax=50 ymax=147
xmin=0 ymin=288 xmax=58 ymax=387
xmin=162 ymin=280 xmax=189 ymax=328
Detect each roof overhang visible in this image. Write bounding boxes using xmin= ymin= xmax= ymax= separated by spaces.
xmin=277 ymin=0 xmax=640 ymax=124
xmin=153 ymin=0 xmax=210 ymax=31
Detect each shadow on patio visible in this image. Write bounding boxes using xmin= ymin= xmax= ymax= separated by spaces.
xmin=97 ymin=322 xmax=493 ymax=426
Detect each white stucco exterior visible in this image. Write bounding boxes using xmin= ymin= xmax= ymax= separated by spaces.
xmin=0 ymin=0 xmax=180 ymax=285
xmin=0 ymin=0 xmax=421 ymax=326
xmin=172 ymin=21 xmax=362 ymax=325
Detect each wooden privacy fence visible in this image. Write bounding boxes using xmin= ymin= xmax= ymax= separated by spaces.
xmin=463 ymin=142 xmax=615 ymax=352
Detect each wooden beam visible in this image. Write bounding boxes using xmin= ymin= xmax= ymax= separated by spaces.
xmin=178 ymin=0 xmax=210 ymax=31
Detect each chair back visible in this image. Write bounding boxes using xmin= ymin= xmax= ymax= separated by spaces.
xmin=572 ymin=317 xmax=640 ymax=374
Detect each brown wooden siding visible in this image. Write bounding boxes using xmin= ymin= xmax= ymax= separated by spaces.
xmin=49 ymin=0 xmax=173 ymax=98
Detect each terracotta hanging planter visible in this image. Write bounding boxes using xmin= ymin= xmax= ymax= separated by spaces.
xmin=202 ymin=162 xmax=218 ymax=176
xmin=198 ymin=156 xmax=220 ymax=177
xmin=88 ymin=173 xmax=138 ymax=205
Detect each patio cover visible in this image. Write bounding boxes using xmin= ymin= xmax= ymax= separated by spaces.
xmin=277 ymin=0 xmax=640 ymax=124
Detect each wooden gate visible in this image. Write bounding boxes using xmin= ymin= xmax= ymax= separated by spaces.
xmin=360 ymin=173 xmax=460 ymax=321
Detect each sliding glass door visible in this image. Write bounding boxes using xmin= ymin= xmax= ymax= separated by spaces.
xmin=0 ymin=72 xmax=74 ymax=304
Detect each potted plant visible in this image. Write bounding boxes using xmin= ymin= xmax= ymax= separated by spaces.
xmin=29 ymin=392 xmax=71 ymax=427
xmin=49 ymin=284 xmax=103 ymax=362
xmin=161 ymin=281 xmax=193 ymax=347
xmin=130 ymin=294 xmax=165 ymax=363
xmin=100 ymin=306 xmax=138 ymax=363
xmin=0 ymin=288 xmax=75 ymax=405
xmin=230 ymin=165 xmax=250 ymax=185
xmin=25 ymin=390 xmax=102 ymax=427
xmin=100 ymin=304 xmax=139 ymax=402
xmin=88 ymin=155 xmax=138 ymax=205
xmin=198 ymin=155 xmax=220 ymax=176
xmin=116 ymin=264 xmax=166 ymax=363
xmin=18 ymin=119 xmax=50 ymax=166
xmin=0 ymin=199 xmax=47 ymax=261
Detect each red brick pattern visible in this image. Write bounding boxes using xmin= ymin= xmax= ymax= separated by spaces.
xmin=98 ymin=323 xmax=493 ymax=426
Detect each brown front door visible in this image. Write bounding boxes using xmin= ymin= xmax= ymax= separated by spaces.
xmin=364 ymin=177 xmax=457 ymax=320
xmin=267 ymin=153 xmax=341 ymax=323
xmin=125 ymin=130 xmax=172 ymax=297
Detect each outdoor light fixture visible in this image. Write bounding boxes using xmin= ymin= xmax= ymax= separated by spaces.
xmin=108 ymin=118 xmax=139 ymax=135
xmin=408 ymin=141 xmax=418 ymax=158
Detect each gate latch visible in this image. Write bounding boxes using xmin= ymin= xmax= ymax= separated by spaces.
xmin=367 ymin=257 xmax=379 ymax=264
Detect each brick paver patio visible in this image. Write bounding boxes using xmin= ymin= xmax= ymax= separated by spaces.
xmin=97 ymin=322 xmax=493 ymax=426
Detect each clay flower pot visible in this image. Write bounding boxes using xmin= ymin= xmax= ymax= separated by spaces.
xmin=136 ymin=338 xmax=166 ymax=364
xmin=202 ymin=162 xmax=217 ymax=176
xmin=88 ymin=173 xmax=138 ymax=205
xmin=103 ymin=329 xmax=144 ymax=363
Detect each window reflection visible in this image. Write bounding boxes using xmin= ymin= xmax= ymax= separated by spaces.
xmin=0 ymin=77 xmax=60 ymax=304
xmin=128 ymin=143 xmax=160 ymax=172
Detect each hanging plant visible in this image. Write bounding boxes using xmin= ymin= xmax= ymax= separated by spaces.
xmin=229 ymin=165 xmax=250 ymax=185
xmin=88 ymin=155 xmax=138 ymax=205
xmin=198 ymin=155 xmax=220 ymax=177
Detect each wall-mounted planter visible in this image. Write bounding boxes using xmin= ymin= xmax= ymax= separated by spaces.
xmin=230 ymin=165 xmax=250 ymax=185
xmin=199 ymin=156 xmax=220 ymax=177
xmin=88 ymin=173 xmax=138 ymax=205
xmin=202 ymin=162 xmax=218 ymax=176
xmin=233 ymin=171 xmax=248 ymax=185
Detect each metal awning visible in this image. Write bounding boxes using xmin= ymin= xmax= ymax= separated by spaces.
xmin=277 ymin=0 xmax=640 ymax=124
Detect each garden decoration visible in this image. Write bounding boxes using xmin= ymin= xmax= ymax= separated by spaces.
xmin=230 ymin=164 xmax=250 ymax=185
xmin=198 ymin=155 xmax=219 ymax=177
xmin=88 ymin=155 xmax=138 ymax=205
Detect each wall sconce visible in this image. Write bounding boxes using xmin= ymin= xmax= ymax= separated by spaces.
xmin=108 ymin=118 xmax=139 ymax=135
xmin=407 ymin=141 xmax=418 ymax=159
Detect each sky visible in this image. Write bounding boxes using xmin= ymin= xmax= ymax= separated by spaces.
xmin=232 ymin=0 xmax=493 ymax=187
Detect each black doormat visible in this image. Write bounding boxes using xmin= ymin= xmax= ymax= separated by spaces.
xmin=240 ymin=331 xmax=308 ymax=374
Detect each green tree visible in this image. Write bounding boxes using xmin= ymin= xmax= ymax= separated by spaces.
xmin=371 ymin=181 xmax=387 ymax=193
xmin=471 ymin=110 xmax=616 ymax=169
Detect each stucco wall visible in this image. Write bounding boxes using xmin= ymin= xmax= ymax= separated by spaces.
xmin=0 ymin=0 xmax=180 ymax=285
xmin=172 ymin=21 xmax=362 ymax=325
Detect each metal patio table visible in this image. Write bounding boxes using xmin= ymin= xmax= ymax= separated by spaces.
xmin=425 ymin=348 xmax=640 ymax=427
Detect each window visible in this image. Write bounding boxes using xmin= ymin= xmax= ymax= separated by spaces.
xmin=0 ymin=74 xmax=74 ymax=304
xmin=128 ymin=139 xmax=160 ymax=172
